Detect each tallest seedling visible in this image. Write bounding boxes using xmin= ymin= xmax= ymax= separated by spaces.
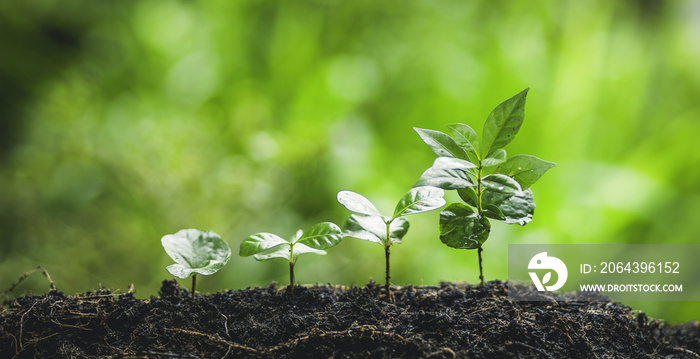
xmin=414 ymin=88 xmax=555 ymax=286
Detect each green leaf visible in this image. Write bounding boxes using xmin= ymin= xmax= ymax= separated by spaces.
xmin=415 ymin=167 xmax=473 ymax=190
xmin=393 ymin=186 xmax=446 ymax=219
xmin=239 ymin=233 xmax=289 ymax=257
xmin=482 ymin=204 xmax=505 ymax=221
xmin=162 ymin=229 xmax=231 ymax=278
xmin=251 ymin=243 xmax=291 ymax=261
xmin=344 ymin=215 xmax=409 ymax=246
xmin=495 ymin=154 xmax=556 ymax=189
xmin=344 ymin=214 xmax=386 ymax=245
xmin=480 ymin=88 xmax=529 ymax=157
xmin=480 ymin=174 xmax=521 ymax=194
xmin=438 ymin=204 xmax=491 ymax=249
xmin=431 ymin=157 xmax=477 ymax=171
xmin=481 ymin=148 xmax=507 ymax=167
xmin=482 ymin=188 xmax=536 ymax=225
xmin=337 ymin=190 xmax=382 ymax=216
xmin=296 ymin=222 xmax=343 ymax=250
xmin=447 ymin=123 xmax=480 ymax=158
xmin=414 ymin=127 xmax=468 ymax=159
xmin=457 ymin=187 xmax=478 ymax=207
xmin=291 ymin=243 xmax=326 ymax=260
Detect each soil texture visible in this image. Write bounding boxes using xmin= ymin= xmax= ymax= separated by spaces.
xmin=1 ymin=279 xmax=699 ymax=358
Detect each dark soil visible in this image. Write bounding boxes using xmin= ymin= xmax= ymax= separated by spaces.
xmin=1 ymin=280 xmax=698 ymax=358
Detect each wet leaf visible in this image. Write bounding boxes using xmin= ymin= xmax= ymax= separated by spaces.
xmin=296 ymin=222 xmax=343 ymax=250
xmin=482 ymin=148 xmax=507 ymax=167
xmin=344 ymin=214 xmax=409 ymax=246
xmin=495 ymin=154 xmax=556 ymax=189
xmin=393 ymin=186 xmax=446 ymax=219
xmin=337 ymin=190 xmax=382 ymax=216
xmin=483 ymin=188 xmax=536 ymax=225
xmin=447 ymin=123 xmax=480 ymax=158
xmin=414 ymin=127 xmax=468 ymax=159
xmin=480 ymin=174 xmax=521 ymax=194
xmin=162 ymin=229 xmax=231 ymax=278
xmin=480 ymin=88 xmax=529 ymax=157
xmin=415 ymin=167 xmax=473 ymax=190
xmin=240 ymin=233 xmax=289 ymax=257
xmin=439 ymin=204 xmax=490 ymax=249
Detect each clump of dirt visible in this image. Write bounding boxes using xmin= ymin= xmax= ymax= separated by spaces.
xmin=1 ymin=280 xmax=698 ymax=358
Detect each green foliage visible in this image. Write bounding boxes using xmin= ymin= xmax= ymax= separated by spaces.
xmin=161 ymin=229 xmax=231 ymax=299
xmin=415 ymin=89 xmax=555 ymax=285
xmin=337 ymin=187 xmax=445 ymax=300
xmin=239 ymin=222 xmax=343 ymax=294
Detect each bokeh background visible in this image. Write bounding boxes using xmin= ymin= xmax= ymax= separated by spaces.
xmin=2 ymin=0 xmax=699 ymax=323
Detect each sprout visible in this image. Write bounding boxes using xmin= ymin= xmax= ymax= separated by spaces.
xmin=162 ymin=229 xmax=231 ymax=300
xmin=337 ymin=187 xmax=445 ymax=301
xmin=239 ymin=222 xmax=343 ymax=296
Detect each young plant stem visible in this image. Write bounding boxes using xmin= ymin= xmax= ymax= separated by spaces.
xmin=477 ymin=246 xmax=484 ymax=287
xmin=476 ymin=164 xmax=484 ymax=217
xmin=384 ymin=220 xmax=393 ymax=302
xmin=191 ymin=274 xmax=197 ymax=300
xmin=289 ymin=261 xmax=295 ymax=296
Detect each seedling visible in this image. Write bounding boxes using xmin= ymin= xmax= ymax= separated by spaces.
xmin=239 ymin=222 xmax=343 ymax=296
xmin=337 ymin=187 xmax=445 ymax=301
xmin=162 ymin=229 xmax=231 ymax=300
xmin=414 ymin=88 xmax=555 ymax=286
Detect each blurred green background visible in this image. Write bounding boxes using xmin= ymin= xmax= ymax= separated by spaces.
xmin=2 ymin=0 xmax=699 ymax=323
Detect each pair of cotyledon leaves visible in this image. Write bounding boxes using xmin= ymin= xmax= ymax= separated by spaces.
xmin=238 ymin=186 xmax=447 ymax=262
xmin=414 ymin=88 xmax=555 ymax=249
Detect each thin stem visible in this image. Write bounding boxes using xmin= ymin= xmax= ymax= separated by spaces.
xmin=289 ymin=261 xmax=295 ymax=296
xmin=385 ymin=219 xmax=393 ymax=302
xmin=385 ymin=245 xmax=392 ymax=302
xmin=476 ymin=165 xmax=484 ymax=216
xmin=478 ymin=246 xmax=484 ymax=287
xmin=191 ymin=274 xmax=197 ymax=300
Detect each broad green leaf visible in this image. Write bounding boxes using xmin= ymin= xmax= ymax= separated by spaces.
xmin=239 ymin=233 xmax=289 ymax=257
xmin=414 ymin=167 xmax=473 ymax=190
xmin=495 ymin=154 xmax=556 ymax=189
xmin=430 ymin=157 xmax=477 ymax=171
xmin=337 ymin=190 xmax=382 ymax=216
xmin=344 ymin=214 xmax=386 ymax=245
xmin=414 ymin=127 xmax=468 ymax=159
xmin=481 ymin=148 xmax=507 ymax=167
xmin=252 ymin=242 xmax=291 ymax=261
xmin=296 ymin=222 xmax=343 ymax=250
xmin=388 ymin=217 xmax=410 ymax=244
xmin=439 ymin=204 xmax=491 ymax=249
xmin=457 ymin=187 xmax=478 ymax=207
xmin=447 ymin=123 xmax=480 ymax=158
xmin=344 ymin=215 xmax=409 ymax=246
xmin=480 ymin=174 xmax=521 ymax=195
xmin=162 ymin=229 xmax=231 ymax=278
xmin=482 ymin=204 xmax=505 ymax=221
xmin=480 ymin=88 xmax=529 ymax=157
xmin=393 ymin=186 xmax=446 ymax=219
xmin=482 ymin=188 xmax=535 ymax=225
xmin=291 ymin=243 xmax=326 ymax=260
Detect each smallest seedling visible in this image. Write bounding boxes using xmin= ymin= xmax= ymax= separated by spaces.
xmin=239 ymin=222 xmax=343 ymax=296
xmin=162 ymin=229 xmax=231 ymax=300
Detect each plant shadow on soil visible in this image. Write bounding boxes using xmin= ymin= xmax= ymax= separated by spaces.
xmin=1 ymin=279 xmax=699 ymax=358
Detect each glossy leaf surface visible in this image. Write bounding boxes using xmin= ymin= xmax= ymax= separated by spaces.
xmin=239 ymin=232 xmax=289 ymax=257
xmin=345 ymin=214 xmax=409 ymax=246
xmin=495 ymin=154 xmax=556 ymax=189
xmin=439 ymin=204 xmax=490 ymax=249
xmin=414 ymin=127 xmax=468 ymax=159
xmin=414 ymin=167 xmax=473 ymax=190
xmin=393 ymin=186 xmax=446 ymax=219
xmin=482 ymin=148 xmax=507 ymax=167
xmin=430 ymin=157 xmax=477 ymax=171
xmin=162 ymin=229 xmax=231 ymax=278
xmin=296 ymin=222 xmax=343 ymax=250
xmin=337 ymin=190 xmax=381 ymax=216
xmin=482 ymin=188 xmax=536 ymax=225
xmin=480 ymin=174 xmax=521 ymax=195
xmin=447 ymin=123 xmax=479 ymax=157
xmin=480 ymin=88 xmax=529 ymax=157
